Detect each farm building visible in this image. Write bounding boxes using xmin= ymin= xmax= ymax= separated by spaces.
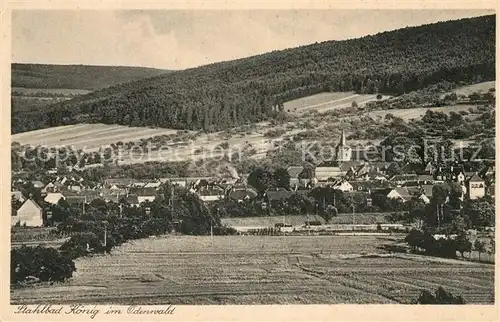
xmin=12 ymin=199 xmax=43 ymax=227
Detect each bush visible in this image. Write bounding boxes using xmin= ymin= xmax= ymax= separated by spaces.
xmin=11 ymin=245 xmax=76 ymax=284
xmin=59 ymin=232 xmax=103 ymax=259
xmin=415 ymin=286 xmax=466 ymax=304
xmin=211 ymin=226 xmax=238 ymax=235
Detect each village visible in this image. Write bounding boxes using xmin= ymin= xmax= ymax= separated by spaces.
xmin=11 ymin=130 xmax=495 ymax=231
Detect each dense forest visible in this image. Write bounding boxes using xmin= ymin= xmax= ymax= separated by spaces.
xmin=12 ymin=64 xmax=169 ymax=90
xmin=12 ymin=15 xmax=495 ymax=134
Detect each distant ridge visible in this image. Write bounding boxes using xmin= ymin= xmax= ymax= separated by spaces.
xmin=13 ymin=15 xmax=496 ymax=134
xmin=12 ymin=63 xmax=171 ymax=91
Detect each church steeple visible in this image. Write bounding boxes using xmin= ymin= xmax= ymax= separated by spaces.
xmin=340 ymin=130 xmax=346 ymax=146
xmin=335 ymin=129 xmax=352 ymax=162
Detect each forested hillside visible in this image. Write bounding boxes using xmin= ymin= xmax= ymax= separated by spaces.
xmin=13 ymin=15 xmax=495 ymax=134
xmin=12 ymin=64 xmax=169 ymax=90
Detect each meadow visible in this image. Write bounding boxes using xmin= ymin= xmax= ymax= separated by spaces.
xmin=10 ymin=235 xmax=494 ymax=305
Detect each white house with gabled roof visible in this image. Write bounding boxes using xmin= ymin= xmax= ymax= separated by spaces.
xmin=12 ymin=199 xmax=43 ymax=227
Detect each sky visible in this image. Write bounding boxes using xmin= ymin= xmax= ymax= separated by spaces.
xmin=12 ymin=9 xmax=494 ymax=70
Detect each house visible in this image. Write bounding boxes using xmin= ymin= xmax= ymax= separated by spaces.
xmin=350 ymin=181 xmax=389 ymax=192
xmin=64 ymin=191 xmax=101 ymax=206
xmin=315 ymin=161 xmax=345 ymax=181
xmin=129 ymin=187 xmax=157 ymax=204
xmin=424 ymin=161 xmax=435 ymax=174
xmin=12 ymin=199 xmax=43 ymax=227
xmin=42 ymin=182 xmax=56 ymax=193
xmin=144 ymin=181 xmax=162 ymax=189
xmin=418 ymin=194 xmax=431 ymax=204
xmin=99 ymin=188 xmax=127 ymax=202
xmin=479 ymin=165 xmax=495 ymax=178
xmin=159 ymin=177 xmax=188 ymax=187
xmin=197 ymin=186 xmax=225 ymax=202
xmin=386 ymin=187 xmax=411 ymax=202
xmin=123 ymin=194 xmax=140 ymax=207
xmin=468 ymin=174 xmax=485 ymax=200
xmin=104 ymin=178 xmax=144 ymax=189
xmin=416 ymin=174 xmax=434 ymax=185
xmin=44 ymin=192 xmax=66 ymax=205
xmin=11 ymin=190 xmax=26 ymax=203
xmin=456 ymin=172 xmax=466 ymax=183
xmin=65 ymin=195 xmax=90 ymax=207
xmin=287 ymin=166 xmax=304 ymax=186
xmin=391 ymin=174 xmax=418 ymax=186
xmin=265 ymin=189 xmax=295 ymax=205
xmin=31 ymin=181 xmax=44 ymax=189
xmin=330 ymin=179 xmax=354 ymax=192
xmin=228 ymin=187 xmax=258 ymax=202
xmin=66 ymin=183 xmax=83 ymax=192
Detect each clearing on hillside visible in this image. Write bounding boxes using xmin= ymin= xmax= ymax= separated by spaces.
xmin=10 ymin=235 xmax=494 ymax=305
xmin=284 ymin=92 xmax=391 ymax=115
xmin=440 ymin=81 xmax=496 ymax=98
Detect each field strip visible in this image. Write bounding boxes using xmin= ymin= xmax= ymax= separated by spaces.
xmin=12 ymin=124 xmax=91 ymax=140
xmin=298 ymin=94 xmax=360 ymax=110
xmin=21 ymin=126 xmax=128 ymax=145
xmin=284 ymin=92 xmax=356 ymax=109
xmin=54 ymin=126 xmax=144 ymax=142
xmin=50 ymin=129 xmax=176 ymax=150
xmin=12 ymin=124 xmax=114 ymax=142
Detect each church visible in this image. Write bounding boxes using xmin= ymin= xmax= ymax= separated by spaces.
xmin=335 ymin=130 xmax=352 ymax=162
xmin=314 ymin=130 xmax=353 ymax=181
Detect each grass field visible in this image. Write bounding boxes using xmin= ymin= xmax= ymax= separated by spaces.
xmin=10 ymin=235 xmax=494 ymax=305
xmin=284 ymin=92 xmax=391 ymax=115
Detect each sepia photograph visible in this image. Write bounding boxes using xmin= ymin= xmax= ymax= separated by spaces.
xmin=6 ymin=7 xmax=496 ymax=311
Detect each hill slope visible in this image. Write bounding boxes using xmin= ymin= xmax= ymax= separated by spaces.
xmin=12 ymin=64 xmax=169 ymax=90
xmin=14 ymin=15 xmax=495 ymax=134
